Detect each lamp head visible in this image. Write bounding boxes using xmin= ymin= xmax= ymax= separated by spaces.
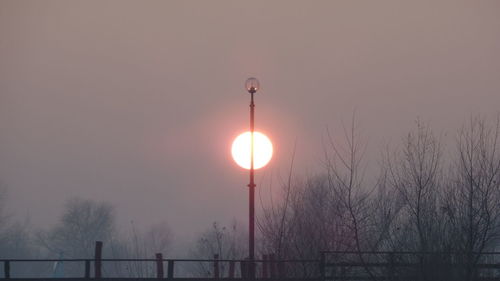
xmin=245 ymin=77 xmax=260 ymax=94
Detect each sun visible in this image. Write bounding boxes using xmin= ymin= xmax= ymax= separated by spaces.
xmin=231 ymin=131 xmax=273 ymax=170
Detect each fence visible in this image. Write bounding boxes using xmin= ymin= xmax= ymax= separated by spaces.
xmin=320 ymin=251 xmax=500 ymax=281
xmin=2 ymin=248 xmax=500 ymax=280
xmin=0 ymin=256 xmax=319 ymax=279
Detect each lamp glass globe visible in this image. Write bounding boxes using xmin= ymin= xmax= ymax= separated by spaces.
xmin=245 ymin=77 xmax=260 ymax=94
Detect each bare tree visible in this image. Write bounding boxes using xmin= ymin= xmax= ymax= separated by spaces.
xmin=258 ymin=117 xmax=378 ymax=278
xmin=110 ymin=221 xmax=173 ymax=278
xmin=258 ymin=116 xmax=500 ymax=280
xmin=442 ymin=117 xmax=500 ymax=280
xmin=0 ymin=186 xmax=41 ymax=276
xmin=38 ymin=198 xmax=115 ymax=259
xmin=382 ymin=120 xmax=451 ymax=280
xmin=34 ymin=198 xmax=116 ymax=277
xmin=386 ymin=120 xmax=444 ymax=249
xmin=188 ymin=221 xmax=246 ymax=277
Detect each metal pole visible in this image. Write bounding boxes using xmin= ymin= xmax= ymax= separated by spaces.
xmin=248 ymin=92 xmax=256 ymax=279
xmin=94 ymin=241 xmax=102 ymax=279
xmin=4 ymin=261 xmax=10 ymax=279
xmin=155 ymin=253 xmax=164 ymax=279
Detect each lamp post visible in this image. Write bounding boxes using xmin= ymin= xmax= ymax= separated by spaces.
xmin=232 ymin=78 xmax=272 ymax=279
xmin=245 ymin=77 xmax=259 ymax=279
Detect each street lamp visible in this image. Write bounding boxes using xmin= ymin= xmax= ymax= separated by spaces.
xmin=231 ymin=77 xmax=272 ymax=279
xmin=245 ymin=77 xmax=260 ymax=94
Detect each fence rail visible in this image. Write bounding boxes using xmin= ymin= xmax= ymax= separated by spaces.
xmin=320 ymin=251 xmax=500 ymax=281
xmin=2 ymin=248 xmax=500 ymax=280
xmin=0 ymin=257 xmax=320 ymax=279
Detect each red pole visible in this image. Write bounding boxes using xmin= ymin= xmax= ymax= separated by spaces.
xmin=248 ymin=92 xmax=256 ymax=279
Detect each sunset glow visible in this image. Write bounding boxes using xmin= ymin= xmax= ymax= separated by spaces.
xmin=231 ymin=131 xmax=273 ymax=170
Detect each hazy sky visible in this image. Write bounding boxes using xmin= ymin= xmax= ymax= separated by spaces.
xmin=1 ymin=1 xmax=499 ymax=252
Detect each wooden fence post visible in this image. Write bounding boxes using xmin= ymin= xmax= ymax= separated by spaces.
xmin=320 ymin=252 xmax=326 ymax=281
xmin=240 ymin=259 xmax=248 ymax=278
xmin=84 ymin=260 xmax=90 ymax=278
xmin=388 ymin=253 xmax=395 ymax=281
xmin=228 ymin=261 xmax=235 ymax=278
xmin=4 ymin=261 xmax=10 ymax=279
xmin=94 ymin=241 xmax=102 ymax=279
xmin=213 ymin=254 xmax=219 ymax=279
xmin=167 ymin=260 xmax=174 ymax=279
xmin=278 ymin=260 xmax=285 ymax=278
xmin=262 ymin=254 xmax=268 ymax=278
xmin=341 ymin=264 xmax=346 ymax=281
xmin=156 ymin=253 xmax=164 ymax=278
xmin=269 ymin=254 xmax=276 ymax=278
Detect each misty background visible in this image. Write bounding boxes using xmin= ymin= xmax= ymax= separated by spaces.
xmin=1 ymin=1 xmax=500 ymax=255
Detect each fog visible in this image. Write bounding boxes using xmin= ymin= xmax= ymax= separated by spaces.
xmin=1 ymin=1 xmax=499 ymax=253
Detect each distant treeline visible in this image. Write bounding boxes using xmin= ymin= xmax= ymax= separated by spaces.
xmin=2 ymin=116 xmax=500 ymax=280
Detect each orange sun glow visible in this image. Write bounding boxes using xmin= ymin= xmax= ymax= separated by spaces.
xmin=231 ymin=131 xmax=273 ymax=170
